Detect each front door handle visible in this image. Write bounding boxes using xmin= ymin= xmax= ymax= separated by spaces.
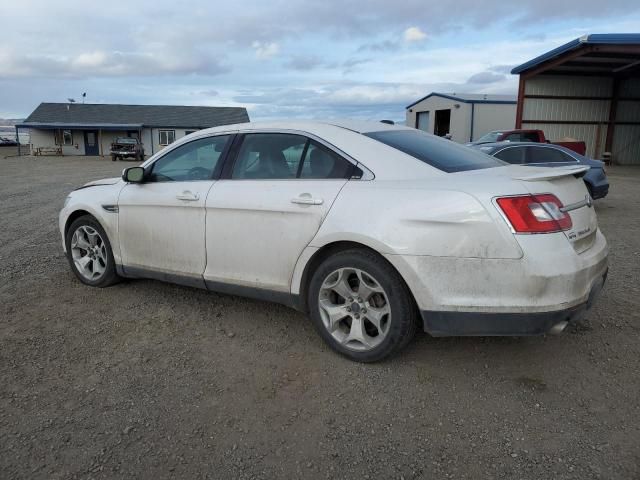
xmin=291 ymin=194 xmax=323 ymax=205
xmin=176 ymin=191 xmax=200 ymax=201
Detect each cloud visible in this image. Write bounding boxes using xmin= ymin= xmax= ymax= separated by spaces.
xmin=1 ymin=0 xmax=639 ymax=119
xmin=342 ymin=57 xmax=372 ymax=74
xmin=0 ymin=47 xmax=230 ymax=78
xmin=197 ymin=89 xmax=219 ymax=97
xmin=357 ymin=40 xmax=400 ymax=53
xmin=252 ymin=41 xmax=279 ymax=60
xmin=466 ymin=72 xmax=506 ymax=84
xmin=404 ymin=27 xmax=427 ymax=42
xmin=285 ymin=55 xmax=323 ymax=71
xmin=488 ymin=64 xmax=518 ymax=74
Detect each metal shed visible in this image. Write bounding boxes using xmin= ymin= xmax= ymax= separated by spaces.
xmin=512 ymin=34 xmax=640 ymax=164
xmin=405 ymin=93 xmax=516 ymax=143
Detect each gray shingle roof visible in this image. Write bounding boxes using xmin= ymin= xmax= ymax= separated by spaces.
xmin=21 ymin=103 xmax=249 ymax=129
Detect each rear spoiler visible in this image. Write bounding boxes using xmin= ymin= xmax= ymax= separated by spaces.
xmin=512 ymin=166 xmax=589 ymax=182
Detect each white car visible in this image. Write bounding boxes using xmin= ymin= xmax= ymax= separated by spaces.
xmin=59 ymin=121 xmax=608 ymax=362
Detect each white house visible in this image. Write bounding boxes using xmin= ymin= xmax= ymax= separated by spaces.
xmin=17 ymin=103 xmax=249 ymax=157
xmin=405 ymin=93 xmax=517 ymax=143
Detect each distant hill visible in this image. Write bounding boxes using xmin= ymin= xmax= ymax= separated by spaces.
xmin=0 ymin=118 xmax=24 ymax=127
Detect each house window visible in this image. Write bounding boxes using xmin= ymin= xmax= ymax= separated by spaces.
xmin=185 ymin=130 xmax=196 ymax=136
xmin=55 ymin=129 xmax=73 ymax=146
xmin=159 ymin=130 xmax=175 ymax=146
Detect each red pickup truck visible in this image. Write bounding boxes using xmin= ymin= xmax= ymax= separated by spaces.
xmin=469 ymin=129 xmax=587 ymax=156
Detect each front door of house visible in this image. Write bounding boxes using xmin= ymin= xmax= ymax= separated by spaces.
xmin=84 ymin=130 xmax=99 ymax=155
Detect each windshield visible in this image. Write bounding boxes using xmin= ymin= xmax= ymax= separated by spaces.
xmin=475 ymin=131 xmax=503 ymax=143
xmin=115 ymin=137 xmax=137 ymax=144
xmin=364 ymin=129 xmax=505 ymax=173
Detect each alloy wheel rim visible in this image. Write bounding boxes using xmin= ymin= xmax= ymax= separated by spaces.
xmin=318 ymin=267 xmax=391 ymax=352
xmin=70 ymin=225 xmax=107 ymax=281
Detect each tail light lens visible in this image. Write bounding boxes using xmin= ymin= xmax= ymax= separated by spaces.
xmin=496 ymin=194 xmax=572 ymax=233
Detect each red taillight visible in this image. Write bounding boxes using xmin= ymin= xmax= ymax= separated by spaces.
xmin=496 ymin=194 xmax=572 ymax=233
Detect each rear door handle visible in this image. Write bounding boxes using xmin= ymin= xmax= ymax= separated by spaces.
xmin=291 ymin=194 xmax=323 ymax=205
xmin=176 ymin=191 xmax=199 ymax=201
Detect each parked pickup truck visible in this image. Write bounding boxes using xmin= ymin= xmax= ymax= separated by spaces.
xmin=110 ymin=137 xmax=144 ymax=162
xmin=468 ymin=129 xmax=587 ymax=155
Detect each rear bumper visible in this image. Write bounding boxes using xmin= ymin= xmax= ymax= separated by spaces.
xmin=421 ymin=269 xmax=607 ymax=336
xmin=590 ymin=183 xmax=609 ymax=199
xmin=385 ymin=228 xmax=608 ymax=334
xmin=110 ymin=151 xmax=137 ymax=156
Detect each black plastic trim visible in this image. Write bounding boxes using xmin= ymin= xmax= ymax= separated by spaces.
xmin=121 ymin=266 xmax=206 ymax=289
xmin=116 ymin=264 xmax=301 ymax=310
xmin=421 ymin=305 xmax=586 ymax=336
xmin=205 ymin=280 xmax=301 ymax=310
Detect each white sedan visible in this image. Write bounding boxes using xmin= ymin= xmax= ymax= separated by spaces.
xmin=59 ymin=121 xmax=608 ymax=362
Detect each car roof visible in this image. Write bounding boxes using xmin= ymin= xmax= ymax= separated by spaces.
xmin=196 ymin=119 xmax=409 ymax=136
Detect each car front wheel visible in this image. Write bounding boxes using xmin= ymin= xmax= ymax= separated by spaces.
xmin=65 ymin=215 xmax=119 ymax=287
xmin=308 ymin=249 xmax=418 ymax=362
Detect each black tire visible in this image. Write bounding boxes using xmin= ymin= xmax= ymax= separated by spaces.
xmin=65 ymin=215 xmax=120 ymax=288
xmin=111 ymin=155 xmax=117 ymax=162
xmin=308 ymin=249 xmax=418 ymax=362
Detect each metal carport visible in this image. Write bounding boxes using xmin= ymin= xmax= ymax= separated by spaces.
xmin=512 ymin=34 xmax=640 ymax=164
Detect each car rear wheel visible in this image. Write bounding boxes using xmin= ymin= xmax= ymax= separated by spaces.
xmin=308 ymin=249 xmax=418 ymax=362
xmin=66 ymin=215 xmax=119 ymax=287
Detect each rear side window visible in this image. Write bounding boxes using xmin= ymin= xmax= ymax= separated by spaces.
xmin=232 ymin=133 xmax=305 ymax=179
xmin=231 ymin=133 xmax=358 ymax=180
xmin=495 ymin=147 xmax=526 ymax=164
xmin=521 ymin=132 xmax=540 ymax=142
xmin=365 ymin=130 xmax=504 ymax=173
xmin=527 ymin=146 xmax=575 ymax=164
xmin=299 ymin=142 xmax=355 ymax=179
xmin=503 ymin=133 xmax=522 ymax=142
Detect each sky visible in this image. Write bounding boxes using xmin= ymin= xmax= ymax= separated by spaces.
xmin=1 ymin=0 xmax=639 ymax=121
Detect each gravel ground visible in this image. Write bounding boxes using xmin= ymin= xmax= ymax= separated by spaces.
xmin=1 ymin=153 xmax=639 ymax=479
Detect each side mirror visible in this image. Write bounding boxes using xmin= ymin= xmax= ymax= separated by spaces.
xmin=122 ymin=166 xmax=145 ymax=183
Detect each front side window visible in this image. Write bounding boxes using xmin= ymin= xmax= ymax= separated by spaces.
xmin=149 ymin=135 xmax=230 ymax=182
xmin=365 ymin=129 xmax=504 ymax=173
xmin=527 ymin=146 xmax=575 ymax=164
xmin=494 ymin=147 xmax=526 ymax=164
xmin=159 ymin=130 xmax=176 ymax=146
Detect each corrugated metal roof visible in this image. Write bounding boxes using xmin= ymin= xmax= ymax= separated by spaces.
xmin=19 ymin=103 xmax=249 ymax=129
xmin=406 ymin=92 xmax=516 ymax=109
xmin=511 ymin=33 xmax=640 ymax=74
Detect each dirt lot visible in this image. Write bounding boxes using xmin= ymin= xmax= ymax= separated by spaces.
xmin=1 ymin=153 xmax=639 ymax=479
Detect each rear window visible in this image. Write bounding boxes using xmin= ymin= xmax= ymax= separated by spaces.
xmin=365 ymin=130 xmax=505 ymax=173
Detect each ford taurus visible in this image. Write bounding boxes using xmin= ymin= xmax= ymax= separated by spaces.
xmin=59 ymin=121 xmax=608 ymax=362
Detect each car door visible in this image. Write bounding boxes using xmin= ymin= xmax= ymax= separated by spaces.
xmin=525 ymin=146 xmax=578 ymax=167
xmin=118 ymin=134 xmax=232 ymax=283
xmin=204 ymin=132 xmax=359 ymax=293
